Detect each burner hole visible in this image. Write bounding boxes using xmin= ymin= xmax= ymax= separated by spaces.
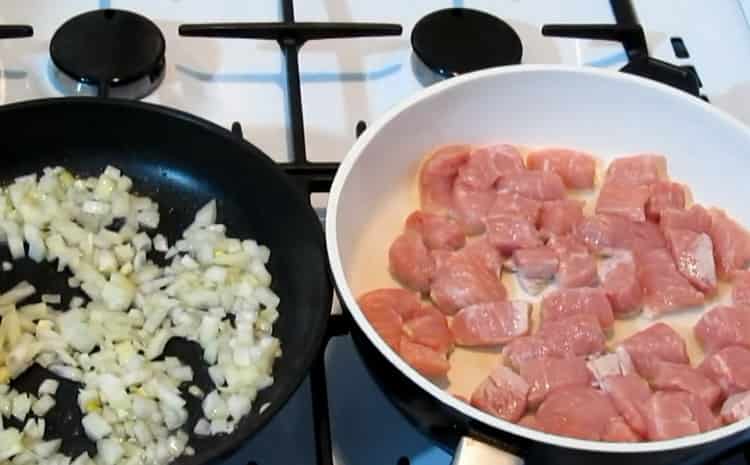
xmin=670 ymin=37 xmax=689 ymax=59
xmin=355 ymin=120 xmax=367 ymax=138
xmin=103 ymin=9 xmax=116 ymax=20
xmin=397 ymin=457 xmax=410 ymax=465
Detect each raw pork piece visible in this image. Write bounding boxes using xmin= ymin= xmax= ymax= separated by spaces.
xmin=459 ymin=236 xmax=504 ymax=277
xmin=547 ymin=233 xmax=589 ymax=256
xmin=644 ymin=391 xmax=719 ymax=440
xmin=419 ymin=145 xmax=471 ymax=214
xmin=638 ymin=248 xmax=704 ymax=317
xmin=604 ymin=154 xmax=666 ymax=186
xmin=558 ymin=250 xmax=599 ymax=289
xmin=486 ymin=191 xmax=542 ymax=224
xmin=646 ymin=181 xmax=686 ymax=221
xmin=503 ymin=337 xmax=558 ymax=371
xmin=732 ymin=270 xmax=750 ymax=306
xmin=599 ymin=250 xmax=643 ymax=317
xmin=621 ymin=322 xmax=690 ymax=379
xmin=405 ymin=211 xmax=466 ymax=250
xmin=400 ymin=338 xmax=450 ymax=377
xmin=694 ymin=305 xmax=750 ymax=354
xmin=496 ymin=171 xmax=566 ymax=201
xmin=602 ymin=374 xmax=652 ymax=438
xmin=540 ymin=288 xmax=614 ymax=331
xmin=526 ymin=148 xmax=597 ymax=189
xmin=709 ymin=208 xmax=750 ymax=279
xmin=720 ymin=391 xmax=750 ymax=423
xmin=660 ymin=205 xmax=712 ymax=235
xmin=358 ymin=290 xmax=408 ymax=351
xmin=519 ymin=415 xmax=541 ymax=429
xmin=664 ymin=228 xmax=717 ymax=294
xmin=650 ymin=361 xmax=722 ymax=408
xmin=603 ymin=416 xmax=642 ymax=442
xmin=451 ymin=301 xmax=530 ymax=346
xmin=484 ymin=214 xmax=542 ymax=255
xmin=537 ymin=313 xmax=606 ymax=358
xmin=457 ymin=144 xmax=525 ymax=190
xmin=595 ymin=182 xmax=651 ymax=222
xmin=575 ymin=214 xmax=666 ymax=256
xmin=470 ymin=364 xmax=530 ymax=422
xmin=452 ymin=182 xmax=496 ymax=235
xmin=538 ymin=199 xmax=585 ymax=237
xmin=389 ymin=232 xmax=436 ymax=293
xmin=535 ymin=386 xmax=619 ymax=440
xmin=699 ymin=346 xmax=750 ymax=397
xmin=520 ymin=357 xmax=593 ymax=408
xmin=510 ymin=247 xmax=558 ymax=295
xmin=403 ymin=305 xmax=454 ymax=354
xmin=358 ymin=288 xmax=423 ymax=321
xmin=587 ymin=347 xmax=636 ymax=385
xmin=430 ymin=254 xmax=506 ymax=314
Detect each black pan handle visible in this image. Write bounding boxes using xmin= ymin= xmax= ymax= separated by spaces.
xmin=452 ymin=436 xmax=525 ymax=465
xmin=0 ymin=25 xmax=33 ymax=39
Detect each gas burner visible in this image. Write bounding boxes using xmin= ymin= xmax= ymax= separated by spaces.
xmin=411 ymin=8 xmax=522 ymax=85
xmin=50 ymin=9 xmax=165 ymax=99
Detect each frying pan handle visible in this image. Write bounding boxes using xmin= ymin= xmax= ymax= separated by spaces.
xmin=451 ymin=436 xmax=524 ymax=465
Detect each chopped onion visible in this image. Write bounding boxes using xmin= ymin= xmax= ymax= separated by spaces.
xmin=38 ymin=378 xmax=59 ymax=395
xmin=32 ymin=394 xmax=56 ymax=416
xmin=82 ymin=412 xmax=112 ymax=440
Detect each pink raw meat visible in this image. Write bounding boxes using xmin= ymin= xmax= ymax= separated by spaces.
xmin=538 ymin=199 xmax=585 ymax=237
xmin=660 ymin=205 xmax=712 ymax=235
xmin=587 ymin=347 xmax=636 ymax=385
xmin=709 ymin=208 xmax=750 ymax=279
xmin=470 ymin=364 xmax=530 ymax=422
xmin=419 ymin=145 xmax=471 ymax=214
xmin=665 ymin=228 xmax=717 ymax=294
xmin=403 ymin=305 xmax=454 ymax=354
xmin=604 ymin=154 xmax=666 ymax=186
xmin=558 ymin=250 xmax=599 ymax=289
xmin=599 ymin=250 xmax=643 ymax=317
xmin=646 ymin=181 xmax=686 ymax=222
xmin=519 ymin=415 xmax=541 ymax=430
xmin=535 ymin=386 xmax=619 ymax=440
xmin=575 ymin=214 xmax=666 ymax=256
xmin=602 ymin=374 xmax=652 ymax=438
xmin=650 ymin=361 xmax=722 ymax=408
xmin=603 ymin=416 xmax=642 ymax=442
xmin=457 ymin=144 xmax=525 ymax=190
xmin=547 ymin=233 xmax=589 ymax=256
xmin=399 ymin=338 xmax=450 ymax=377
xmin=496 ymin=171 xmax=566 ymax=201
xmin=430 ymin=254 xmax=506 ymax=315
xmin=638 ymin=248 xmax=704 ymax=317
xmin=520 ymin=357 xmax=593 ymax=408
xmin=503 ymin=337 xmax=559 ymax=371
xmin=405 ymin=211 xmax=466 ymax=250
xmin=540 ymin=288 xmax=614 ymax=331
xmin=511 ymin=247 xmax=558 ymax=295
xmin=358 ymin=288 xmax=423 ymax=321
xmin=451 ymin=301 xmax=530 ymax=346
xmin=358 ymin=289 xmax=411 ymax=351
xmin=452 ymin=182 xmax=496 ymax=235
xmin=485 ymin=214 xmax=542 ymax=255
xmin=694 ymin=305 xmax=750 ymax=354
xmin=596 ymin=182 xmax=651 ymax=222
xmin=720 ymin=392 xmax=750 ymax=423
xmin=460 ymin=236 xmax=504 ymax=277
xmin=621 ymin=323 xmax=690 ymax=379
xmin=699 ymin=346 xmax=750 ymax=397
xmin=486 ymin=191 xmax=542 ymax=224
xmin=644 ymin=391 xmax=719 ymax=440
xmin=526 ymin=148 xmax=597 ymax=189
xmin=538 ymin=313 xmax=606 ymax=358
xmin=389 ymin=232 xmax=436 ymax=292
xmin=732 ymin=270 xmax=750 ymax=306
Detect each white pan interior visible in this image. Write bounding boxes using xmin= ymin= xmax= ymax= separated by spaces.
xmin=326 ymin=65 xmax=750 ymax=453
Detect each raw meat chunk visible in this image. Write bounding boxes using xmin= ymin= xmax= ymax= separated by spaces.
xmin=603 ymin=416 xmax=641 ymax=442
xmin=470 ymin=364 xmax=529 ymax=422
xmin=520 ymin=357 xmax=593 ymax=408
xmin=638 ymin=248 xmax=704 ymax=317
xmin=400 ymin=338 xmax=450 ymax=377
xmin=510 ymin=247 xmax=558 ymax=295
xmin=519 ymin=415 xmax=541 ymax=429
xmin=720 ymin=391 xmax=750 ymax=423
xmin=358 ymin=292 xmax=405 ymax=351
xmin=665 ymin=228 xmax=717 ymax=294
xmin=621 ymin=323 xmax=690 ymax=379
xmin=526 ymin=148 xmax=596 ymax=189
xmin=452 ymin=182 xmax=496 ymax=235
xmin=604 ymin=154 xmax=666 ymax=186
xmin=451 ymin=301 xmax=530 ymax=346
xmin=419 ymin=145 xmax=471 ymax=214
xmin=575 ymin=214 xmax=665 ymax=256
xmin=699 ymin=346 xmax=750 ymax=397
xmin=538 ymin=313 xmax=606 ymax=358
xmin=485 ymin=214 xmax=542 ymax=255
xmin=709 ymin=208 xmax=750 ymax=279
xmin=558 ymin=250 xmax=598 ymax=289
xmin=732 ymin=270 xmax=750 ymax=306
xmin=587 ymin=347 xmax=636 ymax=385
xmin=602 ymin=374 xmax=652 ymax=438
xmin=660 ymin=205 xmax=712 ymax=235
xmin=538 ymin=199 xmax=585 ymax=237
xmin=389 ymin=232 xmax=436 ymax=292
xmin=547 ymin=233 xmax=589 ymax=256
xmin=496 ymin=171 xmax=566 ymax=201
xmin=403 ymin=305 xmax=454 ymax=354
xmin=358 ymin=288 xmax=423 ymax=321
xmin=650 ymin=361 xmax=722 ymax=408
xmin=405 ymin=211 xmax=466 ymax=250
xmin=599 ymin=250 xmax=643 ymax=317
xmin=460 ymin=236 xmax=504 ymax=277
xmin=646 ymin=181 xmax=686 ymax=221
xmin=503 ymin=337 xmax=558 ymax=371
xmin=694 ymin=305 xmax=750 ymax=354
xmin=540 ymin=288 xmax=614 ymax=331
xmin=430 ymin=254 xmax=506 ymax=314
xmin=536 ymin=386 xmax=618 ymax=440
xmin=595 ymin=182 xmax=650 ymax=222
xmin=457 ymin=144 xmax=525 ymax=190
xmin=644 ymin=391 xmax=719 ymax=440
xmin=486 ymin=191 xmax=542 ymax=224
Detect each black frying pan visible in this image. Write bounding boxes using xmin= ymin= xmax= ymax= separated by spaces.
xmin=0 ymin=98 xmax=332 ymax=464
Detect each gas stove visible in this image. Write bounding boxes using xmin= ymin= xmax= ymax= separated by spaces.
xmin=1 ymin=1 xmax=750 ymax=465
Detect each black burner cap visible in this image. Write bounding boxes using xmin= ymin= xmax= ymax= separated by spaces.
xmin=411 ymin=8 xmax=522 ymax=78
xmin=50 ymin=9 xmax=165 ymax=88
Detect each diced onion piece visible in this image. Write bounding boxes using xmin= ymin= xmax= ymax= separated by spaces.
xmin=96 ymin=438 xmax=124 ymax=465
xmin=39 ymin=379 xmax=59 ymax=396
xmin=0 ymin=428 xmax=23 ymax=460
xmin=0 ymin=281 xmax=35 ymax=306
xmin=82 ymin=412 xmax=112 ymax=440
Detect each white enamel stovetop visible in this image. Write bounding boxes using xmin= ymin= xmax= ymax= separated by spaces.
xmin=1 ymin=1 xmax=750 ymax=464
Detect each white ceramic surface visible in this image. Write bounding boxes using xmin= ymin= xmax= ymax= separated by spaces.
xmin=326 ymin=64 xmax=750 ymax=453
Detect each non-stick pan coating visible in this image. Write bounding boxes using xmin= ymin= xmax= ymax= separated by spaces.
xmin=0 ymin=98 xmax=331 ymax=464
